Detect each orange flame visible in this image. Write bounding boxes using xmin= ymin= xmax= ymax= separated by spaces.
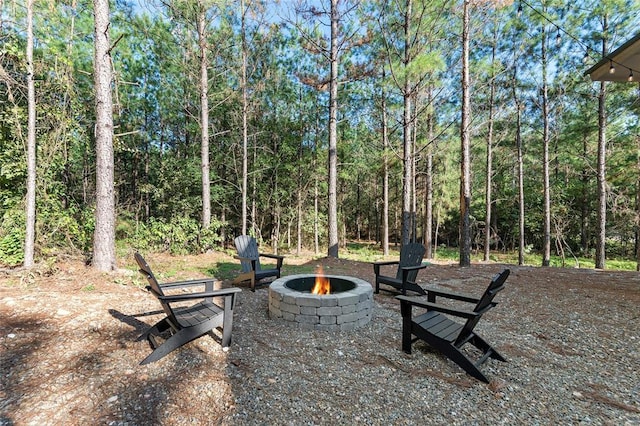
xmin=311 ymin=265 xmax=330 ymax=295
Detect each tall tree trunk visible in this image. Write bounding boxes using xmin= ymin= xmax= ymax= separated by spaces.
xmin=541 ymin=24 xmax=551 ymax=266
xmin=198 ymin=2 xmax=211 ymax=228
xmin=581 ymin=134 xmax=589 ymax=253
xmin=24 ymin=0 xmax=36 ymax=268
xmin=411 ymin=92 xmax=419 ymax=243
xmin=484 ymin=38 xmax=496 ymax=263
xmin=327 ymin=0 xmax=339 ymax=258
xmin=636 ymin=130 xmax=640 ymax=271
xmin=92 ymin=0 xmax=116 ymax=271
xmin=241 ymin=0 xmax=249 ymax=235
xmin=381 ymin=69 xmax=390 ymax=256
xmin=423 ymin=83 xmax=434 ymax=259
xmin=425 ymin=110 xmax=433 ymax=259
xmin=513 ymin=65 xmax=525 ymax=266
xmin=459 ymin=0 xmax=471 ymax=267
xmin=595 ymin=19 xmax=609 ymax=270
xmin=314 ymin=105 xmax=320 ymax=255
xmin=297 ymin=122 xmax=303 ymax=255
xmin=401 ymin=0 xmax=413 ymax=247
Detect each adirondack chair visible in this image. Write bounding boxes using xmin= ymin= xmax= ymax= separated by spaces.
xmin=134 ymin=253 xmax=242 ymax=365
xmin=396 ymin=269 xmax=510 ymax=383
xmin=373 ymin=243 xmax=427 ymax=295
xmin=233 ymin=235 xmax=284 ymax=292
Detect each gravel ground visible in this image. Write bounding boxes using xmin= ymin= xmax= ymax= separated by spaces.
xmin=1 ymin=253 xmax=639 ymax=425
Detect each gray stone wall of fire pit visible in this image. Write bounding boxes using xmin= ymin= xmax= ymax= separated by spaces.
xmin=268 ymin=274 xmax=373 ymax=331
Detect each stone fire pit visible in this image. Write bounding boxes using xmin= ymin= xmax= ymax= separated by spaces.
xmin=268 ymin=274 xmax=373 ymax=331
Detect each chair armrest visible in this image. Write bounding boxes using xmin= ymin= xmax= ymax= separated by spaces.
xmin=260 ymin=253 xmax=284 ymax=268
xmin=424 ymin=287 xmax=480 ymax=304
xmin=396 ymin=295 xmax=478 ymax=319
xmin=373 ymin=260 xmax=400 ymax=266
xmin=260 ymin=253 xmax=284 ymax=260
xmin=159 ymin=287 xmax=242 ymax=303
xmin=373 ymin=260 xmax=399 ymax=276
xmin=234 ymin=255 xmax=259 ymax=271
xmin=158 ymin=278 xmax=217 ymax=289
xmin=400 ymin=264 xmax=427 ymax=272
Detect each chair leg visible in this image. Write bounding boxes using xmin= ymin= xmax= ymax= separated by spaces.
xmin=403 ymin=281 xmax=426 ymax=296
xmin=399 ymin=301 xmax=413 ymax=354
xmin=220 ymin=295 xmax=235 ymax=348
xmin=137 ymin=318 xmax=171 ymax=342
xmin=439 ymin=342 xmax=491 ymax=383
xmin=140 ymin=321 xmax=215 ymax=365
xmin=467 ymin=334 xmax=507 ymax=363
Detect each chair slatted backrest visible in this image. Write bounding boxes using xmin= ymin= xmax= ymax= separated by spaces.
xmin=135 ymin=252 xmax=175 ymax=320
xmin=234 ymin=235 xmax=260 ymax=273
xmin=455 ymin=269 xmax=510 ymax=345
xmin=395 ymin=243 xmax=426 ymax=283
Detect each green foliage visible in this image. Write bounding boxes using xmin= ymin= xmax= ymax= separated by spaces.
xmin=125 ymin=216 xmax=224 ymax=255
xmin=0 ymin=207 xmax=25 ymax=266
xmin=0 ymin=0 xmax=639 ymax=269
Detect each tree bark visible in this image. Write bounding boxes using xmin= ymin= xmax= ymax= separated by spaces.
xmin=595 ymin=20 xmax=608 ymax=270
xmin=484 ymin=32 xmax=496 ymax=263
xmin=24 ymin=0 xmax=36 ymax=268
xmin=459 ymin=0 xmax=471 ymax=267
xmin=636 ymin=129 xmax=640 ymax=271
xmin=198 ymin=1 xmax=211 ymax=229
xmin=241 ymin=0 xmax=249 ymax=235
xmin=541 ymin=24 xmax=551 ymax=267
xmin=327 ymin=0 xmax=339 ymax=258
xmin=92 ymin=0 xmax=116 ymax=271
xmin=401 ymin=0 xmax=413 ymax=247
xmin=513 ymin=64 xmax=525 ymax=266
xmin=381 ymin=69 xmax=390 ymax=256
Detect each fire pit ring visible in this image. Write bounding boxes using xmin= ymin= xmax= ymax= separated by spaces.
xmin=268 ymin=274 xmax=373 ymax=331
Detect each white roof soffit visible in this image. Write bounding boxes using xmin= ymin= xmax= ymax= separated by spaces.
xmin=586 ymin=32 xmax=640 ymax=82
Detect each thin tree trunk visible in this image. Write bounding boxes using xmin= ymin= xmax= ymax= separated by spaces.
xmin=581 ymin=134 xmax=589 ymax=253
xmin=411 ymin=92 xmax=419 ymax=243
xmin=92 ymin=0 xmax=116 ymax=271
xmin=484 ymin=35 xmax=496 ymax=263
xmin=381 ymin=69 xmax=389 ymax=256
xmin=541 ymin=24 xmax=551 ymax=267
xmin=401 ymin=0 xmax=413 ymax=247
xmin=513 ymin=64 xmax=525 ymax=266
xmin=327 ymin=0 xmax=339 ymax=258
xmin=314 ymin=104 xmax=320 ymax=255
xmin=198 ymin=2 xmax=211 ymax=228
xmin=24 ymin=0 xmax=36 ymax=268
xmin=424 ymin=85 xmax=434 ymax=259
xmin=252 ymin=139 xmax=257 ymax=236
xmin=517 ymin=107 xmax=525 ymax=266
xmin=241 ymin=0 xmax=249 ymax=235
xmin=459 ymin=0 xmax=471 ymax=267
xmin=636 ymin=129 xmax=640 ymax=271
xmin=595 ymin=20 xmax=608 ymax=270
xmin=297 ymin=129 xmax=303 ymax=255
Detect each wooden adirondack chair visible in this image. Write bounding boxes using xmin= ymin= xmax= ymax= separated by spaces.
xmin=233 ymin=235 xmax=284 ymax=292
xmin=135 ymin=253 xmax=241 ymax=365
xmin=396 ymin=269 xmax=510 ymax=383
xmin=373 ymin=243 xmax=427 ymax=295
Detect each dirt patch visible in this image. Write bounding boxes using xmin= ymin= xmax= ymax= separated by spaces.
xmin=1 ymin=252 xmax=639 ymax=424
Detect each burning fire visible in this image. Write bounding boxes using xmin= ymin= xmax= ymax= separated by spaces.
xmin=311 ymin=265 xmax=330 ymax=295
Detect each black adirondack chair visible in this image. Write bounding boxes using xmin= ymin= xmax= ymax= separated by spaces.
xmin=134 ymin=253 xmax=242 ymax=365
xmin=233 ymin=235 xmax=284 ymax=292
xmin=373 ymin=243 xmax=427 ymax=295
xmin=396 ymin=269 xmax=510 ymax=383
